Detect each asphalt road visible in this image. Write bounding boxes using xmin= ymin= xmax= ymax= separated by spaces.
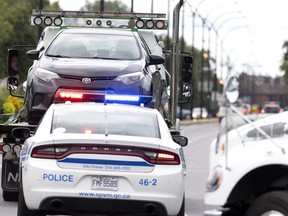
xmin=0 ymin=121 xmax=219 ymax=216
xmin=181 ymin=121 xmax=219 ymax=216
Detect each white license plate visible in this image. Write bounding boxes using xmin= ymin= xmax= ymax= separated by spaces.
xmin=91 ymin=176 xmax=119 ymax=191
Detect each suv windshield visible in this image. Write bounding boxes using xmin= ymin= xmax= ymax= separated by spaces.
xmin=46 ymin=32 xmax=141 ymax=60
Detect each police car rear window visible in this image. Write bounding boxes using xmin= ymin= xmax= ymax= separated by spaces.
xmin=51 ymin=109 xmax=160 ymax=138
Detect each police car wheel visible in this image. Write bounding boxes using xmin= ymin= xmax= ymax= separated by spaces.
xmin=245 ymin=191 xmax=288 ymax=216
xmin=17 ymin=183 xmax=41 ymax=216
xmin=2 ymin=191 xmax=18 ymax=201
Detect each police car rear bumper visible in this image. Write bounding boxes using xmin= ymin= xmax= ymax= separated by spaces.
xmin=39 ymin=196 xmax=168 ymax=216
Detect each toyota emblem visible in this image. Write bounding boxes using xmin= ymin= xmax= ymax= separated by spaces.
xmin=82 ymin=78 xmax=91 ymax=84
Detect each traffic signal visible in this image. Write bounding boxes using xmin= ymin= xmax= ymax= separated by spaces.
xmin=218 ymin=79 xmax=224 ymax=93
xmin=203 ymin=52 xmax=209 ymax=59
xmin=212 ymin=74 xmax=218 ymax=91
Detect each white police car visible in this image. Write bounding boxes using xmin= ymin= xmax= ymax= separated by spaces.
xmin=16 ymin=100 xmax=188 ymax=216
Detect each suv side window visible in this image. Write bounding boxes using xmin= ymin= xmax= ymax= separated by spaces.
xmin=139 ymin=36 xmax=152 ymax=59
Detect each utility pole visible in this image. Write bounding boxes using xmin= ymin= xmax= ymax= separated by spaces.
xmin=131 ymin=0 xmax=134 ymax=12
xmin=100 ymin=0 xmax=104 ymax=11
xmin=37 ymin=0 xmax=44 ymax=40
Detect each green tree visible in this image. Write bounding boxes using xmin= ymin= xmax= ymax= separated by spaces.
xmin=0 ymin=0 xmax=61 ymax=81
xmin=0 ymin=0 xmax=61 ymax=105
xmin=82 ymin=0 xmax=129 ymax=12
xmin=280 ymin=41 xmax=288 ymax=85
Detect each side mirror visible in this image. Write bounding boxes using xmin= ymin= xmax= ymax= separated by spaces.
xmin=163 ymin=51 xmax=193 ymax=103
xmin=149 ymin=54 xmax=165 ymax=65
xmin=225 ymin=76 xmax=239 ymax=104
xmin=179 ymin=53 xmax=193 ymax=103
xmin=172 ymin=135 xmax=188 ymax=147
xmin=26 ymin=49 xmax=40 ymax=60
xmin=180 ymin=53 xmax=193 ymax=83
xmin=7 ymin=49 xmax=19 ymax=77
xmin=11 ymin=127 xmax=31 ymax=140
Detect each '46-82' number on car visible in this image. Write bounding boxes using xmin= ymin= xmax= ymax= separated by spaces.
xmin=139 ymin=178 xmax=157 ymax=186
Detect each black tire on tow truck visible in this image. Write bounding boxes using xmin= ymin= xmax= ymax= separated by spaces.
xmin=3 ymin=190 xmax=18 ymax=201
xmin=245 ymin=191 xmax=288 ymax=216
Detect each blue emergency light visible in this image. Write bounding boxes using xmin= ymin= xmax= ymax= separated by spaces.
xmin=105 ymin=94 xmax=152 ymax=104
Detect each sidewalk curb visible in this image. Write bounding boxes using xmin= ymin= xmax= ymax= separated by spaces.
xmin=180 ymin=118 xmax=219 ymax=125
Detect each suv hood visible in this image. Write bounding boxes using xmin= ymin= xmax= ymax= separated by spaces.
xmin=39 ymin=56 xmax=144 ymax=77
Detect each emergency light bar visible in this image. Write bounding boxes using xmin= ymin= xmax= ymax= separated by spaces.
xmin=31 ymin=9 xmax=167 ymax=30
xmin=54 ymin=89 xmax=152 ymax=105
xmin=105 ymin=94 xmax=152 ymax=104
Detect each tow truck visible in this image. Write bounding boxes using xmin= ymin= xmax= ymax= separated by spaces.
xmin=204 ymin=76 xmax=288 ymax=216
xmin=1 ymin=1 xmax=191 ymax=202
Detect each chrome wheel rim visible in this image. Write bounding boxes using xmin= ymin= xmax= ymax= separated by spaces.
xmin=261 ymin=211 xmax=285 ymax=216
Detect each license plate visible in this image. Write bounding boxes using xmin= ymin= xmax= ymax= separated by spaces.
xmin=91 ymin=176 xmax=119 ymax=191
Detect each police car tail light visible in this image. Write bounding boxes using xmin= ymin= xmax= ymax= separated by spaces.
xmin=31 ymin=145 xmax=69 ymax=159
xmin=143 ymin=150 xmax=180 ymax=165
xmin=31 ymin=144 xmax=179 ymax=164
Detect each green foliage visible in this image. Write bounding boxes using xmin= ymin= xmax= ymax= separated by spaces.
xmin=82 ymin=0 xmax=129 ymax=12
xmin=3 ymin=102 xmax=15 ymax=114
xmin=280 ymin=41 xmax=288 ymax=85
xmin=0 ymin=87 xmax=10 ymax=107
xmin=0 ymin=0 xmax=61 ymax=82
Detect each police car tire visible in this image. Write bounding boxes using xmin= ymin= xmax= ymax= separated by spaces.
xmin=245 ymin=191 xmax=288 ymax=216
xmin=2 ymin=191 xmax=18 ymax=201
xmin=17 ymin=184 xmax=41 ymax=216
xmin=176 ymin=195 xmax=185 ymax=216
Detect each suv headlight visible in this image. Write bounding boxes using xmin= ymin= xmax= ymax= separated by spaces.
xmin=114 ymin=72 xmax=144 ymax=85
xmin=205 ymin=166 xmax=223 ymax=192
xmin=35 ymin=68 xmax=60 ymax=82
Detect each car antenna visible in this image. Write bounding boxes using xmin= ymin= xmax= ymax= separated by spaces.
xmin=104 ymin=78 xmax=109 ymax=106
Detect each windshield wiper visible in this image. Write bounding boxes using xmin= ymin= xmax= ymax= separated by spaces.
xmin=47 ymin=54 xmax=70 ymax=58
xmin=92 ymin=56 xmax=117 ymax=60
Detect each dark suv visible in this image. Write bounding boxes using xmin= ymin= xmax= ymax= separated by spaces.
xmin=8 ymin=28 xmax=165 ymax=125
xmin=261 ymin=101 xmax=283 ymax=114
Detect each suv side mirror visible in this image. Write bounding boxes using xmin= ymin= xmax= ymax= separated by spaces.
xmin=7 ymin=49 xmax=20 ymax=90
xmin=149 ymin=54 xmax=165 ymax=65
xmin=26 ymin=49 xmax=40 ymax=60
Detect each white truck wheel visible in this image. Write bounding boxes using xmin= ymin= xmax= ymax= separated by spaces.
xmin=245 ymin=191 xmax=288 ymax=216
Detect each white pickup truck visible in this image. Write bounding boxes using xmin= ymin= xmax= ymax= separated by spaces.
xmin=205 ymin=76 xmax=288 ymax=216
